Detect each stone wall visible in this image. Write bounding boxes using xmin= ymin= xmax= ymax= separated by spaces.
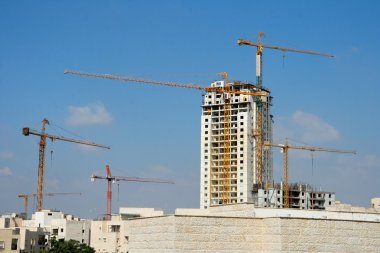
xmin=127 ymin=215 xmax=380 ymax=253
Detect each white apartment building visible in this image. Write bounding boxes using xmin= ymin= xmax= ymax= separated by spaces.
xmin=200 ymin=80 xmax=272 ymax=208
xmin=0 ymin=213 xmax=47 ymax=253
xmin=23 ymin=210 xmax=90 ymax=245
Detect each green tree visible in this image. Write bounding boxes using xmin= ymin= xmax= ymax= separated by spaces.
xmin=40 ymin=238 xmax=95 ymax=253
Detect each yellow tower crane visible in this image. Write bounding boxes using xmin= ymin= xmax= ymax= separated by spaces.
xmin=18 ymin=192 xmax=82 ymax=218
xmin=237 ymin=32 xmax=334 ymax=189
xmin=23 ymin=118 xmax=110 ymax=211
xmin=264 ymin=138 xmax=356 ymax=208
xmin=64 ymin=70 xmax=268 ymax=205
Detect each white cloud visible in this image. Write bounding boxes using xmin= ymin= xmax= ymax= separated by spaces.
xmin=0 ymin=167 xmax=12 ymax=176
xmin=0 ymin=152 xmax=14 ymax=160
xmin=291 ymin=111 xmax=340 ymax=143
xmin=65 ymin=103 xmax=112 ymax=126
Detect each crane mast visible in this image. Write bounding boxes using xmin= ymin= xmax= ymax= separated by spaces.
xmin=91 ymin=165 xmax=174 ymax=220
xmin=264 ymin=138 xmax=355 ymax=208
xmin=23 ymin=118 xmax=110 ymax=211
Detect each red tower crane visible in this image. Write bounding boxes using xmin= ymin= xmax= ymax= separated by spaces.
xmin=91 ymin=165 xmax=174 ymax=220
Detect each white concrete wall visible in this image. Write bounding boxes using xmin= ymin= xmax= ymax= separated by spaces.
xmin=126 ymin=214 xmax=380 ymax=253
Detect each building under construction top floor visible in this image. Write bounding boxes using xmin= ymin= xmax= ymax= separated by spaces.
xmin=253 ymin=182 xmax=335 ymax=210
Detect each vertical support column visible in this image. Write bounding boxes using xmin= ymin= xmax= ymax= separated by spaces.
xmin=37 ymin=118 xmax=49 ymax=211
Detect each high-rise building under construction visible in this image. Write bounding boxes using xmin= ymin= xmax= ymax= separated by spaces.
xmin=200 ymin=79 xmax=273 ymax=209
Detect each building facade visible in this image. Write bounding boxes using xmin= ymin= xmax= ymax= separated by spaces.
xmin=200 ymin=80 xmax=273 ymax=208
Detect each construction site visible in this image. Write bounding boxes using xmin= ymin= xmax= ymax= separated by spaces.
xmin=1 ymin=28 xmax=380 ymax=252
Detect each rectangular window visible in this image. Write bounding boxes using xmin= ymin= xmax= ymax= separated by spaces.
xmin=0 ymin=241 xmax=4 ymax=249
xmin=205 ymin=119 xmax=208 ymax=122
xmin=240 ymin=135 xmax=243 ymax=138
xmin=205 ymin=125 xmax=208 ymax=128
xmin=240 ymin=154 xmax=243 ymax=157
xmin=240 ymin=128 xmax=244 ymax=132
xmin=11 ymin=239 xmax=17 ymax=250
xmin=240 ymin=192 xmax=243 ymax=196
xmin=60 ymin=228 xmax=64 ymax=233
xmin=205 ymin=131 xmax=208 ymax=134
xmin=240 ymin=116 xmax=244 ymax=119
xmin=240 ymin=122 xmax=243 ymax=125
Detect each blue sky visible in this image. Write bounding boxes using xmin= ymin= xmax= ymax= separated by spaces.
xmin=1 ymin=1 xmax=379 ymax=218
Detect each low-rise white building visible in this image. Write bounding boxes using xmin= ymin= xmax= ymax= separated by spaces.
xmin=0 ymin=213 xmax=47 ymax=253
xmin=90 ymin=208 xmax=163 ymax=253
xmin=23 ymin=210 xmax=91 ymax=245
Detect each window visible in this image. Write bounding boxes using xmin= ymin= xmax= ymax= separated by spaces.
xmin=205 ymin=156 xmax=208 ymax=159
xmin=82 ymin=229 xmax=85 ymax=233
xmin=204 ymin=187 xmax=208 ymax=190
xmin=240 ymin=167 xmax=243 ymax=170
xmin=205 ymin=125 xmax=208 ymax=128
xmin=240 ymin=179 xmax=243 ymax=183
xmin=204 ymin=174 xmax=207 ymax=178
xmin=240 ymin=147 xmax=243 ymax=151
xmin=240 ymin=122 xmax=243 ymax=125
xmin=204 ymin=193 xmax=208 ymax=196
xmin=240 ymin=173 xmax=243 ymax=176
xmin=110 ymin=225 xmax=120 ymax=233
xmin=205 ymin=131 xmax=208 ymax=134
xmin=240 ymin=141 xmax=243 ymax=144
xmin=277 ymin=198 xmax=280 ymax=202
xmin=205 ymin=137 xmax=208 ymax=140
xmin=0 ymin=241 xmax=4 ymax=249
xmin=11 ymin=239 xmax=18 ymax=250
xmin=240 ymin=192 xmax=243 ymax=196
xmin=60 ymin=228 xmax=64 ymax=233
xmin=48 ymin=213 xmax=52 ymax=216
xmin=240 ymin=128 xmax=244 ymax=132
xmin=240 ymin=154 xmax=243 ymax=157
xmin=205 ymin=119 xmax=209 ymax=122
xmin=240 ymin=116 xmax=244 ymax=119
xmin=52 ymin=229 xmax=58 ymax=235
xmin=240 ymin=135 xmax=243 ymax=138
xmin=240 ymin=199 xmax=243 ymax=202
xmin=240 ymin=160 xmax=243 ymax=164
